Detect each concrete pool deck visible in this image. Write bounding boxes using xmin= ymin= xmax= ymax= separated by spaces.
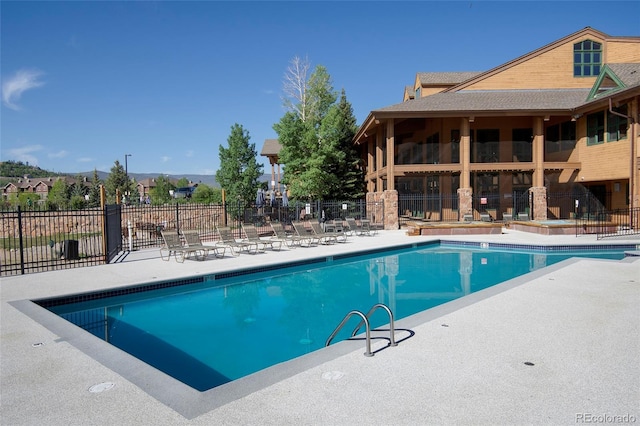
xmin=1 ymin=229 xmax=639 ymax=425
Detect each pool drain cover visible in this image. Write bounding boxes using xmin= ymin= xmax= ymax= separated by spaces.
xmin=89 ymin=382 xmax=115 ymax=393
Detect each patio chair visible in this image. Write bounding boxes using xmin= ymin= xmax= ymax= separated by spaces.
xmin=159 ymin=230 xmax=203 ymax=262
xmin=291 ymin=221 xmax=320 ymax=246
xmin=242 ymin=223 xmax=282 ymax=251
xmin=215 ymin=226 xmax=259 ymax=256
xmin=345 ymin=217 xmax=371 ymax=236
xmin=270 ymin=222 xmax=303 ymax=248
xmin=180 ymin=229 xmax=226 ymax=258
xmin=310 ymin=221 xmax=344 ymax=244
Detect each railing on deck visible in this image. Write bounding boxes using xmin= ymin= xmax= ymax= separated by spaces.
xmin=594 ymin=207 xmax=640 ymax=240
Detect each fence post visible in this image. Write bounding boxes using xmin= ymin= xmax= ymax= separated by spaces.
xmin=17 ymin=206 xmax=25 ymax=275
xmin=175 ymin=203 xmax=180 ymax=232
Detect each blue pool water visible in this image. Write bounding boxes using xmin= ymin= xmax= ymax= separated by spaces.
xmin=47 ymin=244 xmax=627 ymax=391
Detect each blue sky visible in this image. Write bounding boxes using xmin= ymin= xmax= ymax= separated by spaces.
xmin=2 ymin=1 xmax=639 ymax=177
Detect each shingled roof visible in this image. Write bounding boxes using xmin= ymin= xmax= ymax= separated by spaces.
xmin=374 ymin=89 xmax=591 ymax=115
xmin=260 ymin=139 xmax=282 ymax=156
xmin=417 ymin=72 xmax=482 ymax=86
xmin=607 ymin=63 xmax=640 ymax=87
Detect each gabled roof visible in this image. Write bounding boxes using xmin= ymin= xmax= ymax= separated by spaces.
xmin=417 ymin=72 xmax=481 ymax=86
xmin=442 ymin=27 xmax=613 ymax=93
xmin=587 ymin=63 xmax=640 ymax=100
xmin=261 ymin=139 xmax=282 ymax=156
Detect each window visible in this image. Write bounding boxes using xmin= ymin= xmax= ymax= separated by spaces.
xmin=607 ymin=104 xmax=628 ymax=142
xmin=415 ymin=87 xmax=421 ymax=99
xmin=425 ymin=133 xmax=439 ymax=164
xmin=560 ymin=121 xmax=577 ymax=150
xmin=545 ymin=121 xmax=576 ymax=153
xmin=574 ymin=40 xmax=602 ymax=77
xmin=587 ymin=111 xmax=605 ymax=145
xmin=512 ymin=128 xmax=533 ymax=162
xmin=451 ymin=130 xmax=460 ymax=163
xmin=472 ymin=129 xmax=499 ymax=163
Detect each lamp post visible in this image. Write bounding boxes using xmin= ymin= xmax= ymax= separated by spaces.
xmin=124 ymin=154 xmax=132 ymax=196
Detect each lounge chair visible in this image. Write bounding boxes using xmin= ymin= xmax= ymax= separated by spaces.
xmin=309 ymin=221 xmax=344 ymax=244
xmin=180 ymin=230 xmax=225 ymax=258
xmin=215 ymin=226 xmax=259 ymax=256
xmin=159 ymin=230 xmax=204 ymax=262
xmin=345 ymin=217 xmax=371 ymax=236
xmin=291 ymin=221 xmax=320 ymax=246
xmin=270 ymin=222 xmax=304 ymax=248
xmin=242 ymin=223 xmax=282 ymax=251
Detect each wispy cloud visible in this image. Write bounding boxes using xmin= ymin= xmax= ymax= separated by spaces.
xmin=7 ymin=145 xmax=43 ymax=166
xmin=186 ymin=150 xmax=194 ymax=158
xmin=262 ymin=89 xmax=275 ymax=95
xmin=161 ymin=156 xmax=171 ymax=163
xmin=77 ymin=157 xmax=93 ymax=163
xmin=2 ymin=69 xmax=46 ymax=111
xmin=48 ymin=150 xmax=68 ymax=159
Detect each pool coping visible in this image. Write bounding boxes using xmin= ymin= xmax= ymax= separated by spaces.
xmin=8 ymin=238 xmax=638 ymax=419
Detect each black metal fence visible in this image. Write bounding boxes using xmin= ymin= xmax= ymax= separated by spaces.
xmin=398 ymin=193 xmax=459 ymax=225
xmin=593 ymin=207 xmax=640 ymax=239
xmin=1 ymin=205 xmax=106 ymax=276
xmin=1 ymin=199 xmax=383 ymax=276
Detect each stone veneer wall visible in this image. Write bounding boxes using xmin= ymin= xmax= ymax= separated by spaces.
xmin=366 ymin=190 xmax=398 ymax=230
xmin=530 ymin=187 xmax=548 ymax=221
xmin=457 ymin=188 xmax=473 ymax=221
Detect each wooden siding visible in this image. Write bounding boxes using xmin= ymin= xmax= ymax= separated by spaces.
xmin=606 ymin=40 xmax=640 ymax=63
xmin=463 ymin=36 xmax=606 ymax=90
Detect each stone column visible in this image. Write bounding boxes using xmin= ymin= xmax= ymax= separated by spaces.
xmin=368 ymin=190 xmax=398 ymax=230
xmin=458 ymin=187 xmax=473 ymax=221
xmin=530 ymin=186 xmax=548 ymax=221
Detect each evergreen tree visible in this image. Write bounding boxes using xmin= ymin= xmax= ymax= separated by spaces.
xmin=104 ymin=160 xmax=128 ymax=203
xmin=275 ymin=61 xmax=365 ymax=200
xmin=216 ymin=124 xmax=263 ymax=204
xmin=319 ymin=89 xmax=364 ymax=199
xmin=87 ymin=169 xmax=102 ymax=208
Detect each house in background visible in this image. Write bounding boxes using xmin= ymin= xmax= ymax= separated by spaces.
xmin=354 ymin=27 xmax=639 ymax=222
xmin=2 ymin=176 xmax=89 ymax=201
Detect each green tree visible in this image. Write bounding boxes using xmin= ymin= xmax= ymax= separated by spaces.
xmin=104 ymin=160 xmax=128 ymax=203
xmin=87 ymin=169 xmax=102 ymax=208
xmin=175 ymin=177 xmax=190 ymax=188
xmin=276 ymin=61 xmax=362 ymax=200
xmin=318 ymin=89 xmax=364 ymax=199
xmin=191 ymin=183 xmax=222 ymax=204
xmin=47 ymin=179 xmax=70 ymax=210
xmin=149 ymin=175 xmax=174 ymax=205
xmin=215 ymin=124 xmax=263 ymax=205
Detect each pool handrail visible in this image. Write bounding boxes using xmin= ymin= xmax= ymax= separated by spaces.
xmin=350 ymin=303 xmax=397 ymax=347
xmin=325 ymin=310 xmax=373 ymax=357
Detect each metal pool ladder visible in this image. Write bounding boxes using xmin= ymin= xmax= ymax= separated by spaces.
xmin=325 ymin=303 xmax=397 ymax=357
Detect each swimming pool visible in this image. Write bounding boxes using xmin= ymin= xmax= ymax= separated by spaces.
xmin=41 ymin=242 xmax=629 ymax=392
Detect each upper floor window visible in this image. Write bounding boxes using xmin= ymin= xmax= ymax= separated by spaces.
xmin=587 ymin=111 xmax=605 ymax=145
xmin=574 ymin=40 xmax=602 ymax=77
xmin=607 ymin=104 xmax=628 ymax=142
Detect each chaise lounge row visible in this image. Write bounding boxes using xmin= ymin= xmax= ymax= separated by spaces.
xmin=160 ymin=218 xmax=379 ymax=262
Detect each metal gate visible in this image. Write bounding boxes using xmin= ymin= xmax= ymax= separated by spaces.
xmin=104 ymin=204 xmax=122 ymax=263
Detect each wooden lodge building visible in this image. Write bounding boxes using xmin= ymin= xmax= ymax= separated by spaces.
xmin=353 ymin=27 xmax=640 ymax=223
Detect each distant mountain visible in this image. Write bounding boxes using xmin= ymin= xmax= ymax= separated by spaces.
xmin=74 ymin=171 xmax=221 ymax=187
